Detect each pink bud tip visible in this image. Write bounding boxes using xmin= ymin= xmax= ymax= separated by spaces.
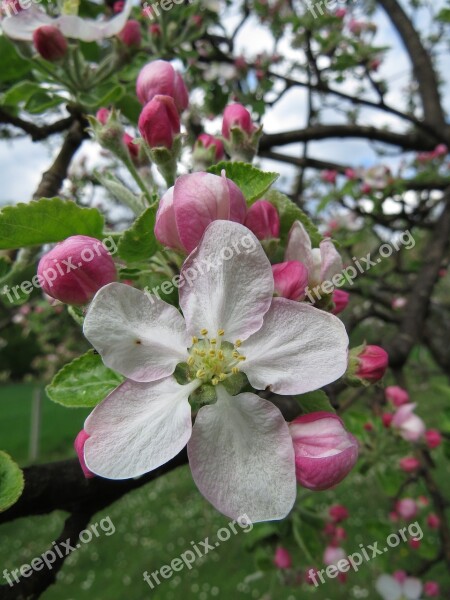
xmin=222 ymin=103 xmax=255 ymax=139
xmin=136 ymin=60 xmax=189 ymax=112
xmin=355 ymin=345 xmax=389 ymax=383
xmin=329 ymin=504 xmax=349 ymax=523
xmin=424 ymin=581 xmax=440 ymax=597
xmin=33 ymin=25 xmax=68 ymax=62
xmin=385 ymin=385 xmax=409 ymax=406
xmin=321 ymin=170 xmax=338 ymax=184
xmin=244 ymin=199 xmax=280 ymax=240
xmin=332 ymin=289 xmax=350 ymax=314
xmin=289 ymin=413 xmax=358 ymax=491
xmin=272 ymin=261 xmax=309 ymax=301
xmin=425 ymin=429 xmax=442 ymax=449
xmin=96 ymin=108 xmax=111 ymax=126
xmin=196 ymin=133 xmax=225 ymax=161
xmin=138 ymin=94 xmax=180 ymax=149
xmin=118 ymin=19 xmax=142 ymax=47
xmin=273 ymin=546 xmax=292 ymax=570
xmin=37 ymin=235 xmax=117 ymax=305
xmin=74 ymin=430 xmax=95 ymax=478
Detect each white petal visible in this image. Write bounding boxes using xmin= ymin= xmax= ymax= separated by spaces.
xmin=187 ymin=387 xmax=296 ymax=522
xmin=375 ymin=575 xmax=402 ymax=600
xmin=84 ymin=377 xmax=196 ymax=479
xmin=2 ymin=0 xmax=134 ymax=42
xmin=2 ymin=7 xmax=53 ymax=41
xmin=285 ymin=221 xmax=314 ymax=271
xmin=403 ymin=578 xmax=422 ymax=600
xmin=179 ymin=221 xmax=273 ymax=341
xmin=320 ymin=239 xmax=343 ymax=282
xmin=241 ymin=298 xmax=348 ymax=394
xmin=84 ymin=283 xmax=189 ymax=383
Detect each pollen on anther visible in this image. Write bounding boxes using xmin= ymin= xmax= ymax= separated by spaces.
xmin=234 ymin=339 xmax=242 ymax=347
xmin=218 ymin=329 xmax=225 ymax=336
xmin=196 ymin=369 xmax=206 ymax=378
xmin=232 ymin=367 xmax=240 ymax=374
xmin=211 ymin=377 xmax=219 ymax=385
xmin=209 ymin=350 xmax=216 ymax=357
xmin=210 ymin=338 xmax=217 ymax=345
xmin=200 ymin=328 xmax=208 ymax=336
xmin=187 ymin=357 xmax=195 ymax=366
xmin=192 ymin=336 xmax=198 ymax=344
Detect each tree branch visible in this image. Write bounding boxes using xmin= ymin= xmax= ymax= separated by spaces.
xmin=0 ymin=109 xmax=74 ymax=142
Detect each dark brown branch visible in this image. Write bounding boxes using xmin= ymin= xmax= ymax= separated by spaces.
xmin=0 ymin=109 xmax=74 ymax=142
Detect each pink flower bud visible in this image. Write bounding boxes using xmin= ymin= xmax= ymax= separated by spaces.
xmin=74 ymin=430 xmax=95 ymax=478
xmin=332 ymin=289 xmax=350 ymax=314
xmin=424 ymin=581 xmax=440 ymax=597
xmin=399 ymin=456 xmax=420 ymax=472
xmin=149 ymin=23 xmax=161 ymax=36
xmin=273 ymin=546 xmax=292 ymax=570
xmin=433 ymin=144 xmax=447 ymax=158
xmin=122 ymin=132 xmax=139 ymax=161
xmin=393 ymin=570 xmax=407 ymax=583
xmin=37 ymin=235 xmax=117 ymax=305
xmin=382 ymin=413 xmax=394 ymax=428
xmin=118 ymin=19 xmax=141 ymax=47
xmin=391 ymin=403 xmax=425 ymax=442
xmin=138 ymin=95 xmax=180 ymax=149
xmin=96 ymin=107 xmax=111 ymax=126
xmin=333 ymin=526 xmax=347 ymax=542
xmin=395 ymin=498 xmax=417 ymax=520
xmin=196 ymin=133 xmax=225 ymax=161
xmin=113 ymin=0 xmax=125 ymax=12
xmin=426 ymin=513 xmax=440 ymax=529
xmin=345 ymin=168 xmax=357 ymax=180
xmin=244 ymin=200 xmax=280 ymax=240
xmin=222 ymin=103 xmax=255 ymax=139
xmin=363 ymin=422 xmax=374 ymax=431
xmin=385 ymin=385 xmax=409 ymax=406
xmin=289 ymin=413 xmax=358 ymax=491
xmin=329 ymin=504 xmax=349 ymax=523
xmin=321 ymin=170 xmax=338 ymax=184
xmin=361 ymin=183 xmax=372 ymax=194
xmin=354 ymin=345 xmax=389 ymax=383
xmin=425 ymin=429 xmax=442 ymax=449
xmin=409 ymin=538 xmax=420 ymax=550
xmin=33 ymin=25 xmax=68 ymax=62
xmin=323 ymin=546 xmax=346 ymax=566
xmin=154 ymin=172 xmax=247 ymax=253
xmin=272 ymin=261 xmax=309 ymax=301
xmin=335 ymin=8 xmax=346 ymax=18
xmin=136 ymin=60 xmax=188 ymax=112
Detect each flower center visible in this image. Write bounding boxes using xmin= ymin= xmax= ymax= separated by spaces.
xmin=187 ymin=328 xmax=246 ymax=386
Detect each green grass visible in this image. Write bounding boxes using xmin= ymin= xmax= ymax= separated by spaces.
xmin=0 ymin=382 xmax=448 ymax=599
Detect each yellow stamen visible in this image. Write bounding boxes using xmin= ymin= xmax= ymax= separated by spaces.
xmin=209 ymin=350 xmax=216 ymax=357
xmin=234 ymin=339 xmax=242 ymax=347
xmin=232 ymin=367 xmax=240 ymax=374
xmin=218 ymin=329 xmax=225 ymax=336
xmin=187 ymin=357 xmax=195 ymax=366
xmin=211 ymin=377 xmax=219 ymax=385
xmin=210 ymin=338 xmax=217 ymax=345
xmin=196 ymin=369 xmax=206 ymax=379
xmin=192 ymin=336 xmax=198 ymax=344
xmin=200 ymin=328 xmax=208 ymax=336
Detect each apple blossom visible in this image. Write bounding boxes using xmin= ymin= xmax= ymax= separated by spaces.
xmin=154 ymin=172 xmax=247 ymax=253
xmin=391 ymin=404 xmax=425 ymax=442
xmin=399 ymin=456 xmax=420 ymax=472
xmin=376 ymin=574 xmax=422 ymax=600
xmin=244 ymin=200 xmax=280 ymax=241
xmin=323 ymin=545 xmax=346 ymax=566
xmin=272 ymin=261 xmax=309 ymax=301
xmin=81 ymin=221 xmax=349 ymax=521
xmin=285 ymin=221 xmax=343 ymax=293
xmin=33 ymin=25 xmax=68 ymax=61
xmin=396 ymin=498 xmax=417 ymax=520
xmin=138 ymin=95 xmax=180 ymax=149
xmin=289 ymin=412 xmax=358 ymax=491
xmin=425 ymin=429 xmax=442 ymax=449
xmin=423 ymin=581 xmax=440 ymax=597
xmin=136 ymin=60 xmax=189 ymax=112
xmin=222 ymin=103 xmax=255 ymax=139
xmin=37 ymin=235 xmax=117 ymax=305
xmin=273 ymin=546 xmax=292 ymax=569
xmin=386 ymin=385 xmax=409 ymax=406
xmin=353 ymin=345 xmax=389 ymax=384
xmin=2 ymin=0 xmax=134 ymax=42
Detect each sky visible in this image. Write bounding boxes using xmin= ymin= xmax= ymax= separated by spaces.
xmin=0 ymin=0 xmax=448 ymax=207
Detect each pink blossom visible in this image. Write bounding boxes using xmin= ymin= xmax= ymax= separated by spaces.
xmin=425 ymin=429 xmax=442 ymax=449
xmin=74 ymin=430 xmax=95 ymax=478
xmin=392 ymin=404 xmax=425 ymax=442
xmin=244 ymin=200 xmax=280 ymax=240
xmin=323 ymin=545 xmax=346 ymax=566
xmin=423 ymin=581 xmax=440 ymax=597
xmin=138 ymin=95 xmax=180 ymax=149
xmin=332 ymin=289 xmax=350 ymax=314
xmin=272 ymin=261 xmax=309 ymax=301
xmin=273 ymin=546 xmax=292 ymax=569
xmin=136 ymin=60 xmax=188 ymax=112
xmin=395 ymin=498 xmax=417 ymax=520
xmin=385 ymin=385 xmax=409 ymax=407
xmin=289 ymin=413 xmax=358 ymax=491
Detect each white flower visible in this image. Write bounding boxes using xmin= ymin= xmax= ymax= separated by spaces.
xmin=376 ymin=574 xmax=422 ymax=600
xmin=285 ymin=221 xmax=343 ymax=289
xmin=82 ymin=220 xmax=348 ymax=522
xmin=2 ymin=0 xmax=133 ymax=43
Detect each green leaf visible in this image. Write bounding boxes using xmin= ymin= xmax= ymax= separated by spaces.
xmin=0 ymin=451 xmax=24 ymax=513
xmin=295 ymin=390 xmax=335 ymax=414
xmin=265 ymin=189 xmax=323 ymax=246
xmin=208 ymin=162 xmax=279 ymax=202
xmin=0 ymin=37 xmax=32 ymax=83
xmin=46 ymin=350 xmax=124 ymax=408
xmin=0 ymin=197 xmax=104 ymax=250
xmin=25 ymin=92 xmax=66 ymax=114
xmin=0 ymin=81 xmax=39 ymax=107
xmin=118 ymin=206 xmax=160 ymax=262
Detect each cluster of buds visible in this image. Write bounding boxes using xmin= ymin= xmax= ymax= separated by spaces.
xmin=221 ymin=103 xmax=262 ymax=162
xmin=192 ymin=133 xmax=225 ymax=169
xmin=416 ymin=144 xmax=448 ymax=163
